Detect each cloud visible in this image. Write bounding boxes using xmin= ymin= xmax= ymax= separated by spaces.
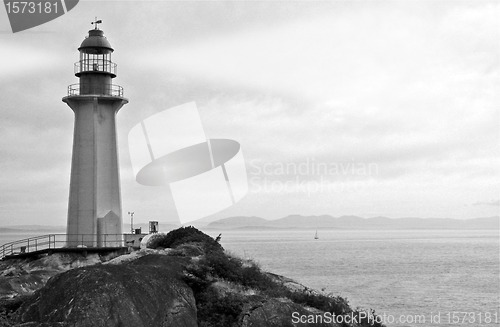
xmin=140 ymin=2 xmax=499 ymax=172
xmin=1 ymin=1 xmax=498 ymax=223
xmin=146 ymin=3 xmax=498 ymax=100
xmin=0 ymin=43 xmax=63 ymax=77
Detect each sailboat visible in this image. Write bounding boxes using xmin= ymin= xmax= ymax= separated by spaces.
xmin=314 ymin=230 xmax=319 ymax=240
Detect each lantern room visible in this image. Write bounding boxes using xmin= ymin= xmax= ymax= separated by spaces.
xmin=75 ymin=28 xmax=116 ymax=77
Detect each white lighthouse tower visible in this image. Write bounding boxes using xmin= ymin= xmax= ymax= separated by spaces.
xmin=63 ymin=20 xmax=128 ymax=247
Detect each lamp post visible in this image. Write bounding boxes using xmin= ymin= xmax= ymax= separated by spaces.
xmin=128 ymin=211 xmax=134 ymax=234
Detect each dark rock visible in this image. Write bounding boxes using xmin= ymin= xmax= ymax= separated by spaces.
xmin=0 ymin=253 xmax=106 ymax=300
xmin=16 ymin=255 xmax=197 ymax=327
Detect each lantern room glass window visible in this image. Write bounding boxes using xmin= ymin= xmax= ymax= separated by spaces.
xmin=75 ymin=51 xmax=117 ymax=76
xmin=79 ymin=52 xmax=112 ymax=73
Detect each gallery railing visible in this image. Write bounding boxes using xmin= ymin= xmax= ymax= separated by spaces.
xmin=74 ymin=59 xmax=117 ymax=76
xmin=67 ymin=83 xmax=124 ymax=97
xmin=0 ymin=234 xmax=125 ymax=260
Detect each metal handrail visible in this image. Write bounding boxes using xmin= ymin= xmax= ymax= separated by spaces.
xmin=67 ymin=83 xmax=124 ymax=97
xmin=74 ymin=59 xmax=117 ymax=76
xmin=0 ymin=234 xmax=126 ymax=260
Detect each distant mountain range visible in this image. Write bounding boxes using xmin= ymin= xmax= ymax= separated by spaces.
xmin=205 ymin=215 xmax=500 ymax=230
xmin=1 ymin=216 xmax=497 ymax=233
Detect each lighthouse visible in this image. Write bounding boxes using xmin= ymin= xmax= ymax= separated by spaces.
xmin=63 ymin=20 xmax=128 ymax=247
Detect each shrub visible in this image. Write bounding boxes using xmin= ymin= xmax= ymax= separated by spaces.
xmin=286 ymin=290 xmax=350 ymax=316
xmin=169 ymin=242 xmax=205 ymax=257
xmin=148 ymin=226 xmax=222 ymax=253
xmin=195 ymin=287 xmax=245 ymax=327
xmin=203 ymin=251 xmax=243 ymax=282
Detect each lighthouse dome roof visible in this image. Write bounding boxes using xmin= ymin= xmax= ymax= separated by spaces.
xmin=78 ymin=29 xmax=114 ymax=52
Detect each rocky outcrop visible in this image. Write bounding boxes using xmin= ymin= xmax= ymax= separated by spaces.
xmin=0 ymin=227 xmax=383 ymax=327
xmin=16 ymin=255 xmax=197 ymax=327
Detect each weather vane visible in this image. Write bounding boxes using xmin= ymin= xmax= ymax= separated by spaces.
xmin=91 ymin=17 xmax=102 ymax=30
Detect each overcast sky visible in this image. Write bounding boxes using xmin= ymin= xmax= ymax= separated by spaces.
xmin=0 ymin=0 xmax=498 ymax=226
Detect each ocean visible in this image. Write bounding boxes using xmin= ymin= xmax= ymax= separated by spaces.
xmin=1 ymin=229 xmax=498 ymax=326
xmin=219 ymin=229 xmax=500 ymax=327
